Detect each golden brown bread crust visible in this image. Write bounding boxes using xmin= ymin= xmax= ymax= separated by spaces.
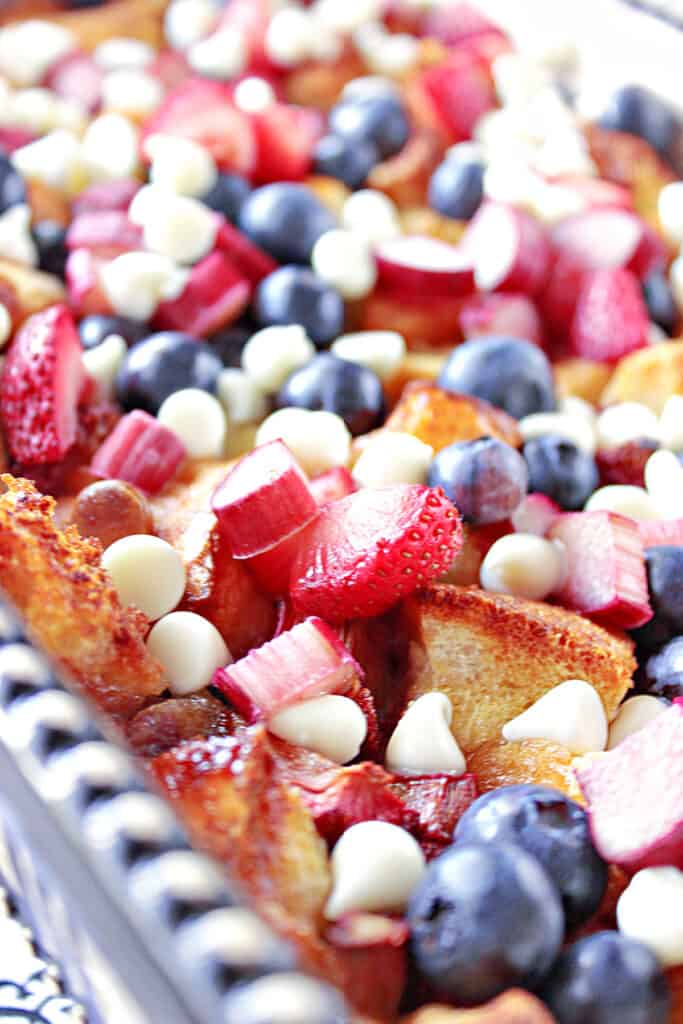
xmin=403 ymin=584 xmax=635 ymax=754
xmin=384 ymin=383 xmax=522 ymax=451
xmin=554 ymin=359 xmax=613 ymax=406
xmin=0 ymin=476 xmax=165 ymax=723
xmin=401 ymin=990 xmax=556 ymax=1023
xmin=0 ymin=0 xmax=168 ymax=49
xmin=601 ymin=340 xmax=683 ymax=413
xmin=467 ymin=738 xmax=583 ymax=803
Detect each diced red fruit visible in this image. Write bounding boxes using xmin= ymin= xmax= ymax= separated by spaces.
xmin=423 ymin=2 xmax=504 ymax=43
xmin=66 ymin=211 xmax=143 ymax=259
xmin=551 ymin=208 xmax=667 ymax=281
xmin=570 ymin=267 xmax=650 ymax=363
xmin=249 ymin=103 xmax=324 ymax=185
xmin=360 ymin=288 xmax=465 ymax=351
xmin=142 ymin=78 xmax=256 ymax=175
xmin=298 ymin=763 xmax=408 ymax=846
xmin=459 ymin=292 xmax=545 ymax=348
xmin=212 ymin=616 xmax=363 ymax=721
xmin=596 ymin=440 xmax=659 ymax=489
xmin=459 ymin=28 xmax=513 ymax=68
xmin=71 ymin=179 xmax=139 ymax=217
xmin=215 ymin=220 xmax=278 ymax=286
xmin=413 ymin=51 xmax=497 ymax=144
xmin=462 ymin=202 xmax=551 ymax=297
xmin=540 ymin=250 xmax=590 ymax=349
xmin=43 ymin=50 xmax=103 ymax=113
xmin=549 ymin=511 xmax=652 ymax=630
xmin=309 ymin=467 xmax=357 ymax=507
xmin=148 ymin=48 xmax=191 ymax=91
xmin=550 ymin=175 xmax=633 ymax=212
xmin=0 ymin=127 xmax=37 ymax=153
xmin=576 ymin=702 xmax=683 ymax=871
xmin=511 ymin=493 xmax=562 ymax=536
xmin=638 ymin=519 xmax=683 ymax=548
xmin=374 ymin=235 xmax=475 ymax=300
xmin=153 ymin=250 xmax=251 ymax=337
xmin=389 ymin=773 xmax=478 ymax=855
xmin=90 ymin=409 xmax=186 ymax=494
xmin=246 ymin=529 xmax=308 ymax=597
xmin=290 ymin=485 xmax=463 ymax=622
xmin=0 ymin=304 xmax=86 ymax=466
xmin=65 ymin=249 xmax=112 ymax=319
xmin=212 ymin=439 xmax=318 ymax=559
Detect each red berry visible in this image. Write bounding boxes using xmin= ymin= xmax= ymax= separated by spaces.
xmin=423 ymin=3 xmax=505 ymax=44
xmin=570 ymin=267 xmax=649 ymax=363
xmin=0 ymin=127 xmax=37 ymax=153
xmin=414 ymin=51 xmax=496 ymax=144
xmin=249 ymin=103 xmax=324 ymax=185
xmin=65 ymin=249 xmax=113 ymax=319
xmin=91 ymin=409 xmax=186 ymax=494
xmin=638 ymin=519 xmax=683 ymax=548
xmin=462 ymin=201 xmax=551 ymax=297
xmin=153 ymin=250 xmax=251 ymax=338
xmin=596 ymin=440 xmax=659 ymax=489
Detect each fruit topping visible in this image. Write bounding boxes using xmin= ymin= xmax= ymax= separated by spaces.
xmin=152 ymin=250 xmax=251 ymax=337
xmin=412 ymin=51 xmax=497 ymax=145
xmin=250 ymin=102 xmax=323 ymax=185
xmin=374 ymin=235 xmax=475 ymax=299
xmin=552 ymin=207 xmax=668 ymax=281
xmin=276 ymin=353 xmax=385 ymax=436
xmin=214 ymin=219 xmax=277 ymax=286
xmin=462 ymin=202 xmax=551 ymax=296
xmin=428 ymin=436 xmax=528 ymax=526
xmin=309 ymin=466 xmax=357 ymax=507
xmin=511 ymin=492 xmax=562 ymax=536
xmin=523 ymin=436 xmax=599 ymax=511
xmin=459 ymin=291 xmax=545 ymax=348
xmin=91 ymin=409 xmax=186 ymax=494
xmin=66 ymin=210 xmax=143 ymax=258
xmin=570 ymin=267 xmax=650 ymax=363
xmin=71 ymin=179 xmax=140 ymax=218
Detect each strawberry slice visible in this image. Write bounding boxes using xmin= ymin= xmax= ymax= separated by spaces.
xmin=389 ymin=773 xmax=478 ymax=854
xmin=638 ymin=519 xmax=683 ymax=548
xmin=250 ymin=103 xmax=324 ymax=185
xmin=374 ymin=235 xmax=475 ymax=300
xmin=549 ymin=511 xmax=652 ymax=630
xmin=91 ymin=409 xmax=186 ymax=495
xmin=0 ymin=304 xmax=86 ymax=466
xmin=152 ymin=250 xmax=251 ymax=338
xmin=309 ymin=467 xmax=357 ymax=508
xmin=66 ymin=211 xmax=143 ymax=259
xmin=212 ymin=440 xmax=318 ymax=559
xmin=212 ymin=616 xmax=362 ymax=721
xmin=459 ymin=292 xmax=545 ymax=348
xmin=570 ymin=267 xmax=649 ymax=363
xmin=43 ymin=50 xmax=103 ymax=114
xmin=290 ymin=485 xmax=463 ymax=622
xmin=511 ymin=493 xmax=561 ymax=536
xmin=413 ymin=51 xmax=497 ymax=144
xmin=551 ymin=208 xmax=667 ymax=280
xmin=71 ymin=179 xmax=139 ymax=218
xmin=215 ymin=220 xmax=277 ymax=286
xmin=461 ymin=202 xmax=551 ymax=297
xmin=141 ymin=78 xmax=256 ymax=175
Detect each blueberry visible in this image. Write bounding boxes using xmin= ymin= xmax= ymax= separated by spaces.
xmin=208 ymin=321 xmax=254 ymax=367
xmin=454 ymin=784 xmax=607 ymax=928
xmin=238 ymin=184 xmax=336 ymax=265
xmin=438 ymin=337 xmax=556 ymax=419
xmin=644 ymin=545 xmax=683 ymax=634
xmin=254 ymin=267 xmax=344 ymax=349
xmin=523 ymin=436 xmax=599 ymax=510
xmin=328 ymin=94 xmax=410 ymax=160
xmin=408 ymin=842 xmax=564 ymax=1005
xmin=116 ymin=332 xmax=223 ymax=414
xmin=0 ymin=154 xmax=26 ymax=214
xmin=643 ymin=636 xmax=683 ymax=701
xmin=642 ymin=271 xmax=678 ymax=337
xmin=539 ymin=931 xmax=670 ymax=1024
xmin=427 ymin=437 xmax=528 ymax=525
xmin=277 ymin=353 xmax=384 ymax=436
xmin=32 ymin=220 xmax=68 ymax=278
xmin=598 ymin=84 xmax=678 ymax=159
xmin=313 ymin=134 xmax=379 ymax=190
xmin=200 ymin=172 xmax=252 ymax=223
xmin=428 ymin=156 xmax=484 ymax=220
xmin=79 ymin=315 xmax=149 ymax=350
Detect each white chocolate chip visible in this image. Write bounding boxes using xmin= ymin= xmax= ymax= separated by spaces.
xmin=146 ymin=611 xmax=231 ymax=696
xmin=644 ymin=448 xmax=683 ymax=518
xmin=659 ymin=395 xmax=683 ymax=452
xmin=147 ymin=134 xmax=217 ymax=198
xmin=519 ymin=411 xmax=596 ymax=455
xmin=268 ymin=695 xmax=367 ymax=764
xmin=341 ymin=190 xmax=401 ymax=245
xmin=82 ymin=113 xmax=140 ymax=182
xmin=12 ymin=129 xmax=84 ymax=194
xmin=385 ymin=692 xmax=466 ymax=776
xmin=597 ymin=402 xmax=660 ymax=450
xmin=502 ymin=678 xmax=608 ymax=754
xmin=81 ymin=334 xmax=127 ymax=400
xmin=0 ymin=303 xmax=11 ymax=349
xmin=164 ymin=0 xmax=217 ymax=51
xmin=217 ymin=369 xmax=268 ymax=425
xmin=256 ymin=408 xmax=351 ymax=476
xmin=0 ymin=204 xmax=37 ymax=267
xmin=101 ymin=535 xmax=186 ymax=621
xmin=325 ymin=820 xmax=426 ymax=920
xmin=157 ymin=388 xmax=227 ymax=459
xmin=584 ymin=485 xmax=660 ymax=520
xmin=311 ymin=230 xmax=377 ymax=301
xmin=142 ymin=192 xmax=217 ymax=265
xmin=241 ymin=325 xmax=316 ymax=394
xmin=128 ymin=183 xmax=168 ymax=226
xmin=352 ymin=432 xmax=433 ymax=487
xmin=560 ymin=395 xmax=597 ymax=424
xmin=617 ymin=867 xmax=683 ymax=968
xmin=101 ymin=252 xmax=189 ymax=322
xmin=607 ymin=695 xmax=668 ymax=750
xmin=233 ymin=76 xmax=277 ymax=114
xmin=188 ymin=27 xmax=247 ymax=80
xmin=94 ymin=37 xmax=154 ymax=72
xmin=658 ymin=181 xmax=683 ymax=248
xmin=101 ymin=69 xmax=163 ymax=118
xmin=0 ymin=20 xmax=75 ymax=87
xmin=313 ymin=0 xmax=383 ymax=33
xmin=332 ymin=330 xmax=405 ymax=381
xmin=264 ymin=8 xmax=315 ymax=67
xmin=480 ymin=533 xmax=567 ymax=602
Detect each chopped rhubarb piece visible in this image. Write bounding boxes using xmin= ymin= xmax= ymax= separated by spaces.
xmin=596 ymin=440 xmax=659 ymax=489
xmin=638 ymin=519 xmax=683 ymax=548
xmin=246 ymin=529 xmax=307 ymax=596
xmin=71 ymin=180 xmax=139 ymax=218
xmin=0 ymin=304 xmax=86 ymax=465
xmin=66 ymin=211 xmax=143 ymax=258
xmin=414 ymin=51 xmax=497 ymax=144
xmin=153 ymin=250 xmax=251 ymax=337
xmin=91 ymin=409 xmax=186 ymax=494
xmin=374 ymin=236 xmax=475 ymax=300
xmin=549 ymin=511 xmax=652 ymax=630
xmin=459 ymin=292 xmax=545 ymax=348
xmin=423 ymin=2 xmax=504 ymax=44
xmin=290 ymin=485 xmax=463 ymax=622
xmin=0 ymin=127 xmax=37 ymax=153
xmin=550 ymin=175 xmax=633 ymax=212
xmin=389 ymin=773 xmax=478 ymax=853
xmin=250 ymin=103 xmax=324 ymax=185
xmin=570 ymin=267 xmax=649 ymax=363
xmin=215 ymin=221 xmax=277 ymax=287
xmin=43 ymin=50 xmax=103 ymax=113
xmin=65 ymin=249 xmax=112 ymax=319
xmin=212 ymin=616 xmax=362 ymax=721
xmin=575 ymin=702 xmax=683 ymax=870
xmin=551 ymin=208 xmax=667 ymax=280
xmin=148 ymin=49 xmax=191 ymax=91
xmin=212 ymin=440 xmax=318 ymax=559
xmin=309 ymin=467 xmax=357 ymax=508
xmin=462 ymin=202 xmax=551 ymax=297
xmin=511 ymin=493 xmax=562 ymax=536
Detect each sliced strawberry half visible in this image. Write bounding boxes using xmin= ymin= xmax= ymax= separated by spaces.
xmin=551 ymin=207 xmax=667 ymax=280
xmin=153 ymin=250 xmax=251 ymax=338
xmin=459 ymin=292 xmax=545 ymax=347
xmin=141 ymin=78 xmax=256 ymax=175
xmin=0 ymin=304 xmax=86 ymax=465
xmin=43 ymin=50 xmax=103 ymax=114
xmin=638 ymin=519 xmax=683 ymax=548
xmin=290 ymin=485 xmax=463 ymax=622
xmin=549 ymin=510 xmax=652 ymax=630
xmin=309 ymin=467 xmax=357 ymax=508
xmin=413 ymin=51 xmax=497 ymax=144
xmin=71 ymin=179 xmax=139 ymax=218
xmin=91 ymin=409 xmax=186 ymax=494
xmin=461 ymin=202 xmax=551 ymax=297
xmin=249 ymin=103 xmax=324 ymax=185
xmin=374 ymin=235 xmax=475 ymax=300
xmin=212 ymin=616 xmax=362 ymax=721
xmin=569 ymin=267 xmax=649 ymax=363
xmin=215 ymin=220 xmax=278 ymax=286
xmin=66 ymin=211 xmax=143 ymax=259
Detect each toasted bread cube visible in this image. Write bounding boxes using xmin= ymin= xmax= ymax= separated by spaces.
xmin=384 ymin=352 xmax=447 ymax=407
xmin=467 ymin=738 xmax=584 ymax=803
xmin=555 ymin=358 xmax=612 ymax=406
xmin=384 ymin=382 xmax=521 ymax=451
xmin=601 ymin=340 xmax=683 ymax=413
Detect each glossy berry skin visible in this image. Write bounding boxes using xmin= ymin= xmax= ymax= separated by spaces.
xmin=407 ymin=841 xmax=564 ymax=1006
xmin=208 ymin=321 xmax=253 ymax=367
xmin=328 ymin=94 xmax=410 ymax=160
xmin=32 ymin=220 xmax=68 ymax=278
xmin=79 ymin=314 xmax=149 ymax=350
xmin=454 ymin=784 xmax=607 ymax=928
xmin=254 ymin=267 xmax=344 ymax=349
xmin=200 ymin=172 xmax=252 ymax=223
xmin=0 ymin=154 xmax=26 ymax=214
xmin=277 ymin=353 xmax=384 ymax=436
xmin=644 ymin=636 xmax=683 ymax=701
xmin=539 ymin=931 xmax=670 ymax=1024
xmin=428 ymin=437 xmax=528 ymax=526
xmin=238 ymin=183 xmax=336 ymax=265
xmin=523 ymin=436 xmax=599 ymax=511
xmin=438 ymin=337 xmax=556 ymax=419
xmin=428 ymin=156 xmax=484 ymax=220
xmin=116 ymin=332 xmax=223 ymax=414
xmin=642 ymin=271 xmax=678 ymax=337
xmin=313 ymin=133 xmax=379 ymax=190
xmin=645 ymin=545 xmax=683 ymax=632
xmin=598 ymin=84 xmax=678 ymax=158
